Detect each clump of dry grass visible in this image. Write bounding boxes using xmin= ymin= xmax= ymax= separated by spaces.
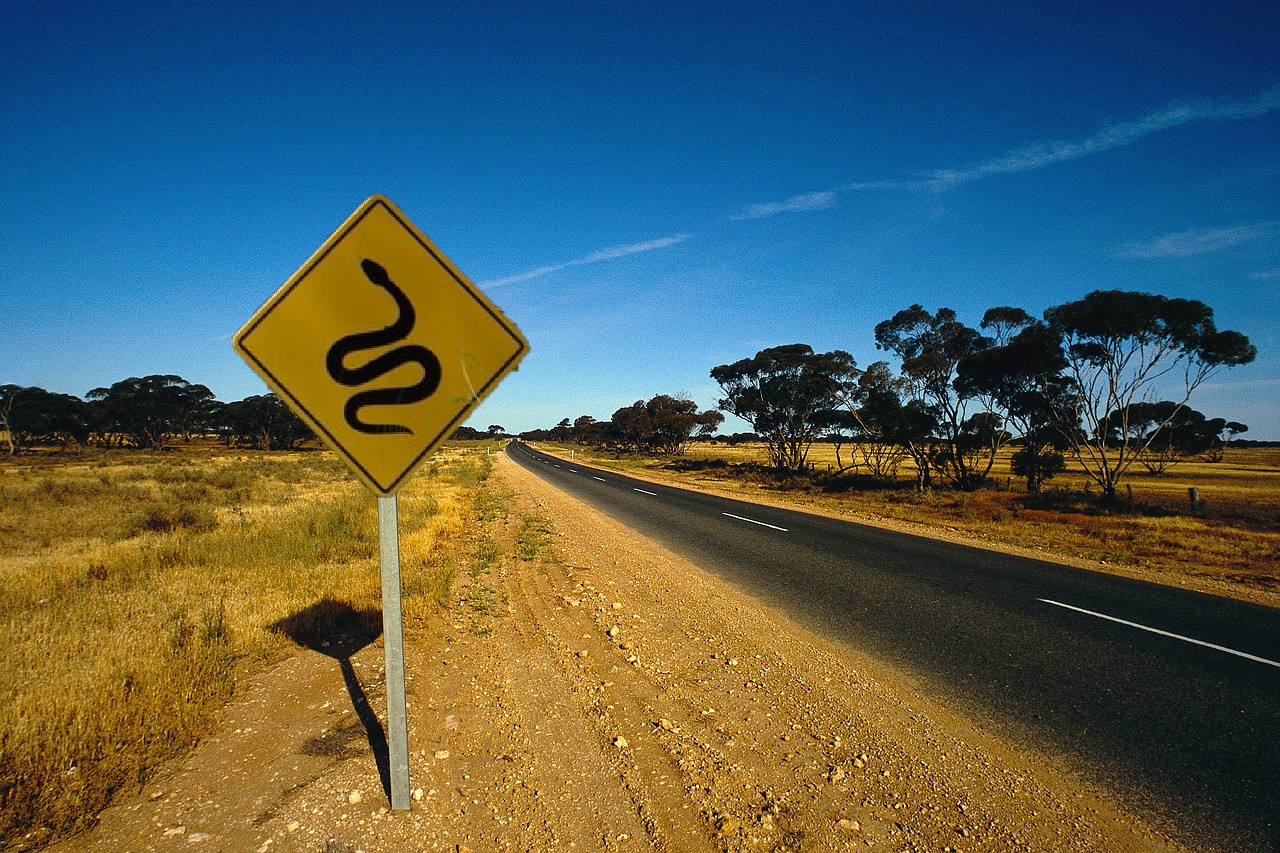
xmin=0 ymin=442 xmax=498 ymax=849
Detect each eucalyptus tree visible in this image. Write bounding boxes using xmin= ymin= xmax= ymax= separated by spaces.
xmin=1044 ymin=290 xmax=1255 ymax=498
xmin=645 ymin=394 xmax=723 ymax=455
xmin=86 ymin=375 xmax=218 ymax=449
xmin=0 ymin=384 xmax=27 ymax=454
xmin=845 ymin=361 xmax=937 ymax=488
xmin=570 ymin=415 xmax=605 ymax=446
xmin=813 ymin=407 xmax=862 ymax=474
xmin=956 ymin=308 xmax=1074 ymax=493
xmin=1202 ymin=420 xmax=1248 ymax=464
xmin=217 ymin=394 xmax=313 ymax=450
xmin=874 ymin=306 xmax=1002 ymax=490
xmin=608 ymin=395 xmax=722 ymax=455
xmin=711 ymin=344 xmax=858 ymax=471
xmin=609 ymin=401 xmax=654 ymax=452
xmin=1104 ymin=402 xmax=1246 ymax=475
xmin=0 ymin=385 xmax=91 ymax=453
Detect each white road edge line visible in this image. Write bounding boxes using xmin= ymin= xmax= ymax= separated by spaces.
xmin=1038 ymin=598 xmax=1280 ymax=669
xmin=722 ymin=512 xmax=788 ymax=532
xmin=633 ymin=488 xmax=658 ymax=496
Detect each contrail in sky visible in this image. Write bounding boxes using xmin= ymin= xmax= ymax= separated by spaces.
xmin=923 ymin=84 xmax=1280 ymax=190
xmin=731 ymin=191 xmax=838 ymax=221
xmin=480 ymin=233 xmax=693 ymax=287
xmin=1115 ymin=222 xmax=1279 ymax=258
xmin=733 ymin=83 xmax=1280 ymax=217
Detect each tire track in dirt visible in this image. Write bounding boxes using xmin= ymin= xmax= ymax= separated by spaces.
xmin=496 ymin=557 xmax=661 ymax=847
xmin=498 ymin=508 xmax=809 ymax=850
xmin=498 ymin=540 xmax=711 ymax=850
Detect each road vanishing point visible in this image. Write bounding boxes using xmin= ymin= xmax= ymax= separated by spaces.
xmin=508 ymin=441 xmax=1280 ymax=852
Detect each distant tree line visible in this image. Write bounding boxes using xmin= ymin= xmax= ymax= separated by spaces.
xmin=533 ymin=290 xmax=1256 ymax=499
xmin=452 ymin=424 xmax=510 ymax=441
xmin=1 ymin=375 xmax=315 ymax=453
xmin=0 ymin=376 xmax=523 ymax=456
xmin=521 ymin=394 xmax=723 ymax=456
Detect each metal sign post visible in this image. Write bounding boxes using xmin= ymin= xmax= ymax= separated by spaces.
xmin=378 ymin=494 xmax=410 ymax=810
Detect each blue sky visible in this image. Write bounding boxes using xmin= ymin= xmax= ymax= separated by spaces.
xmin=3 ymin=2 xmax=1278 ymax=437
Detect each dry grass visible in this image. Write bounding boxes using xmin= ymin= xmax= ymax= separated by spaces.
xmin=0 ymin=442 xmax=500 ymax=850
xmin=540 ymin=442 xmax=1280 ymax=606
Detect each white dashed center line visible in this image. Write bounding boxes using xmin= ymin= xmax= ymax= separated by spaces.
xmin=722 ymin=512 xmax=788 ymax=532
xmin=633 ymin=488 xmax=658 ymax=496
xmin=1038 ymin=599 xmax=1280 ymax=668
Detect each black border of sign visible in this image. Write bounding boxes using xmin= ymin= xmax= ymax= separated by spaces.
xmin=235 ymin=196 xmax=529 ymax=495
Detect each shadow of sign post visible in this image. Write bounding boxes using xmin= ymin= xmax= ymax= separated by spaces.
xmin=269 ymin=600 xmax=392 ymax=797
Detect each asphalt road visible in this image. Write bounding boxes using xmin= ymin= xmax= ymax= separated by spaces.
xmin=507 ymin=441 xmax=1280 ymax=852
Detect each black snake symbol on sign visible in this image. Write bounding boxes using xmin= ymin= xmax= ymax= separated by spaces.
xmin=325 ymin=258 xmax=442 ymax=435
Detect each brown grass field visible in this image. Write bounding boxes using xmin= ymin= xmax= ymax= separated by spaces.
xmin=539 ymin=441 xmax=1280 ymax=608
xmin=0 ymin=442 xmax=500 ymax=850
xmin=1 ymin=438 xmax=1275 ymax=849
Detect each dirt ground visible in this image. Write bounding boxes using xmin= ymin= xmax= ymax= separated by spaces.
xmin=46 ymin=454 xmax=1184 ymax=853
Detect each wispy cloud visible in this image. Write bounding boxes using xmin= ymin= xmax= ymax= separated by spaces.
xmin=731 ymin=191 xmax=838 ymax=221
xmin=1249 ymin=266 xmax=1280 ymax=280
xmin=480 ymin=233 xmax=694 ymax=287
xmin=733 ymin=83 xmax=1280 ymax=216
xmin=1115 ymin=223 xmax=1278 ymax=258
xmin=729 ymin=182 xmax=897 ymax=222
xmin=839 ymin=180 xmax=898 ymax=192
xmin=485 ymin=86 xmax=1280 ymax=283
xmin=922 ymin=84 xmax=1280 ymax=190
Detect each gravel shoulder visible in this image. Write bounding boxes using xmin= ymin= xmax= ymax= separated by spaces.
xmin=48 ymin=454 xmax=1183 ymax=852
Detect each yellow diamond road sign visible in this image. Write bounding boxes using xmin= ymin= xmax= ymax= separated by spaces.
xmin=234 ymin=195 xmax=528 ymax=495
